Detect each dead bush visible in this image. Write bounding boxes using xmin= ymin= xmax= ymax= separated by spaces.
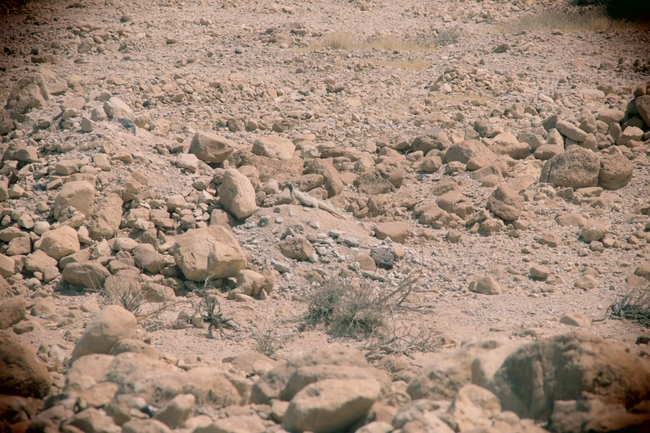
xmin=252 ymin=328 xmax=290 ymax=359
xmin=302 ymin=272 xmax=416 ymax=340
xmin=101 ymin=278 xmax=146 ymax=317
xmin=608 ymin=289 xmax=650 ymax=327
xmin=198 ymin=290 xmax=238 ymax=339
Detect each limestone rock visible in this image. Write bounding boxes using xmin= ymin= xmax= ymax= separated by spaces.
xmin=279 ymin=236 xmax=313 ymax=261
xmin=581 ymin=220 xmax=610 ymax=242
xmin=189 ymin=131 xmax=235 ymax=163
xmin=53 ymin=181 xmax=95 ymax=219
xmin=634 ymin=95 xmax=650 ymax=127
xmin=282 ymin=378 xmax=381 ymax=433
xmin=444 ymin=140 xmax=496 ymax=164
xmin=560 ymin=312 xmax=590 ymax=328
xmin=132 ymin=244 xmax=166 ymax=274
xmin=487 ymin=331 xmax=650 ymax=421
xmin=172 ymin=225 xmax=246 ymax=281
xmin=486 ymin=185 xmax=522 ymax=221
xmin=540 ymin=146 xmax=600 ymax=188
xmin=218 ymin=169 xmax=256 ymax=219
xmin=0 ymin=330 xmax=52 ymax=398
xmin=153 ymin=394 xmax=195 ymax=429
xmin=598 ymin=150 xmax=633 ymax=190
xmin=374 ymin=221 xmax=410 ymax=243
xmin=446 ymin=384 xmax=501 ymax=431
xmin=253 ymin=346 xmax=368 ymax=404
xmin=468 ymin=276 xmax=501 ymax=295
xmin=87 ymin=194 xmax=123 ymax=240
xmin=5 ymin=73 xmax=50 ymax=115
xmin=253 ymin=136 xmax=296 ymax=161
xmin=0 ymin=297 xmax=26 ymax=329
xmin=71 ymin=305 xmax=137 ymax=361
xmin=62 ymin=261 xmax=110 ymax=289
xmin=39 ymin=226 xmax=80 ymax=260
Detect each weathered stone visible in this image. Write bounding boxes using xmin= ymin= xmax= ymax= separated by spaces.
xmin=487 ymin=331 xmax=650 ymax=421
xmin=253 ymin=136 xmax=295 ymax=161
xmin=540 ymin=146 xmax=600 ymax=188
xmin=5 ymin=73 xmax=50 ymax=114
xmin=282 ymin=378 xmax=381 ymax=433
xmin=39 ymin=226 xmax=80 ymax=260
xmin=374 ymin=222 xmax=409 ymax=243
xmin=172 ymin=225 xmax=246 ymax=281
xmin=71 ymin=306 xmax=137 ymax=361
xmin=153 ymin=394 xmax=195 ymax=429
xmin=279 ymin=237 xmax=312 ymax=261
xmin=87 ymin=194 xmax=123 ymax=240
xmin=0 ymin=297 xmax=26 ymax=329
xmin=189 ymin=131 xmax=234 ymax=163
xmin=0 ymin=330 xmax=52 ymax=398
xmin=62 ymin=261 xmax=110 ymax=290
xmin=446 ymin=384 xmax=501 ymax=431
xmin=53 ymin=181 xmax=95 ymax=219
xmin=468 ymin=276 xmax=501 ymax=295
xmin=635 ymin=95 xmax=650 ymax=126
xmin=132 ymin=244 xmax=166 ymax=274
xmin=218 ymin=169 xmax=256 ymax=219
xmin=598 ymin=150 xmax=633 ymax=190
xmin=486 ymin=185 xmax=522 ymax=221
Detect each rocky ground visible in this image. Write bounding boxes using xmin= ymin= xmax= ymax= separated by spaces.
xmin=2 ymin=0 xmax=650 ymax=432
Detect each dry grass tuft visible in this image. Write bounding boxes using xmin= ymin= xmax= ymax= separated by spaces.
xmin=372 ymin=58 xmax=429 ymax=70
xmin=609 ymin=289 xmax=650 ymax=327
xmin=496 ymin=9 xmax=649 ymax=34
xmin=315 ymin=31 xmax=438 ymax=52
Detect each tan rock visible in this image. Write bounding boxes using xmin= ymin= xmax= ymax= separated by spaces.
xmin=253 ymin=136 xmax=296 ymax=161
xmin=486 ymin=185 xmax=522 ymax=221
xmin=62 ymin=261 xmax=110 ymax=290
xmin=468 ymin=276 xmax=501 ymax=295
xmin=581 ymin=220 xmax=610 ymax=242
xmin=636 ymin=95 xmax=650 ymax=126
xmin=53 ymin=181 xmax=95 ymax=219
xmin=560 ymin=312 xmax=590 ymax=327
xmin=540 ymin=146 xmax=600 ymax=188
xmin=172 ymin=225 xmax=246 ymax=281
xmin=87 ymin=194 xmax=123 ymax=240
xmin=279 ymin=236 xmax=313 ymax=261
xmin=282 ymin=378 xmax=381 ymax=433
xmin=153 ymin=394 xmax=195 ymax=429
xmin=374 ymin=221 xmax=410 ymax=243
xmin=598 ymin=150 xmax=633 ymax=190
xmin=4 ymin=73 xmax=50 ymax=114
xmin=0 ymin=254 xmax=15 ymax=278
xmin=446 ymin=384 xmax=501 ymax=431
xmin=0 ymin=297 xmax=26 ymax=329
xmin=39 ymin=226 xmax=80 ymax=260
xmin=189 ymin=131 xmax=234 ymax=163
xmin=132 ymin=244 xmax=166 ymax=274
xmin=71 ymin=306 xmax=137 ymax=361
xmin=218 ymin=169 xmax=256 ymax=219
xmin=0 ymin=330 xmax=52 ymax=398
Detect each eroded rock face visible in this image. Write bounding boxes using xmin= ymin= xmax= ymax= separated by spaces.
xmin=486 ymin=331 xmax=650 ymax=421
xmin=171 ymin=225 xmax=246 ymax=281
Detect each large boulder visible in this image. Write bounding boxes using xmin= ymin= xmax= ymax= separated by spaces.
xmin=71 ymin=306 xmax=137 ymax=361
xmin=218 ymin=169 xmax=256 ymax=219
xmin=282 ymin=378 xmax=381 ymax=433
xmin=443 ymin=140 xmax=496 ymax=164
xmin=636 ymin=95 xmax=650 ymax=126
xmin=86 ymin=194 xmax=123 ymax=240
xmin=171 ymin=225 xmax=246 ymax=281
xmin=5 ymin=73 xmax=50 ymax=115
xmin=486 ymin=331 xmax=650 ymax=421
xmin=598 ymin=150 xmax=633 ymax=190
xmin=39 ymin=226 xmax=80 ymax=260
xmin=62 ymin=261 xmax=110 ymax=289
xmin=252 ymin=346 xmax=369 ymax=404
xmin=189 ymin=131 xmax=234 ymax=163
xmin=252 ymin=136 xmax=296 ymax=161
xmin=0 ymin=330 xmax=52 ymax=398
xmin=407 ymin=338 xmax=511 ymax=401
xmin=486 ymin=185 xmax=522 ymax=221
xmin=53 ymin=181 xmax=95 ymax=219
xmin=540 ymin=146 xmax=600 ymax=188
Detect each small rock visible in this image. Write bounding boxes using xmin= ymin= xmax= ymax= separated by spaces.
xmin=469 ymin=276 xmax=501 ymax=295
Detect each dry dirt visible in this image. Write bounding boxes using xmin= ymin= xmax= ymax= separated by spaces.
xmin=1 ymin=0 xmax=650 ymax=396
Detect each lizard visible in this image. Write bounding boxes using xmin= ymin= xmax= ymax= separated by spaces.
xmin=286 ymin=182 xmax=347 ymax=219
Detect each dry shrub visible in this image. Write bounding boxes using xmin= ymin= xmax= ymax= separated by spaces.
xmin=365 ymin=323 xmax=443 ymax=358
xmin=198 ymin=290 xmax=238 ymax=339
xmin=496 ymin=9 xmax=649 ymax=33
xmin=317 ymin=31 xmax=437 ymax=52
xmin=101 ymin=278 xmax=146 ymax=317
xmin=252 ymin=328 xmax=290 ymax=359
xmin=609 ymin=289 xmax=650 ymax=327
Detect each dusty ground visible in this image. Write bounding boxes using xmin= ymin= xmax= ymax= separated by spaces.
xmin=2 ymin=0 xmax=650 ymax=392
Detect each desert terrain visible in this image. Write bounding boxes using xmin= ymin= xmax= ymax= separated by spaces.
xmin=1 ymin=0 xmax=650 ymax=432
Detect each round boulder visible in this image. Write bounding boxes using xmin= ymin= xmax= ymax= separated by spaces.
xmin=71 ymin=305 xmax=137 ymax=361
xmin=540 ymin=146 xmax=600 ymax=188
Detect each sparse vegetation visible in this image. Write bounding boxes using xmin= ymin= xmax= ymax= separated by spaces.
xmin=301 ymin=272 xmax=420 ymax=341
xmin=101 ymin=278 xmax=147 ymax=318
xmin=608 ymin=289 xmax=650 ymax=327
xmin=365 ymin=323 xmax=443 ymax=359
xmin=252 ymin=328 xmax=290 ymax=359
xmin=315 ymin=31 xmax=437 ymax=52
xmin=198 ymin=290 xmax=239 ymax=339
xmin=496 ymin=9 xmax=649 ymax=34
